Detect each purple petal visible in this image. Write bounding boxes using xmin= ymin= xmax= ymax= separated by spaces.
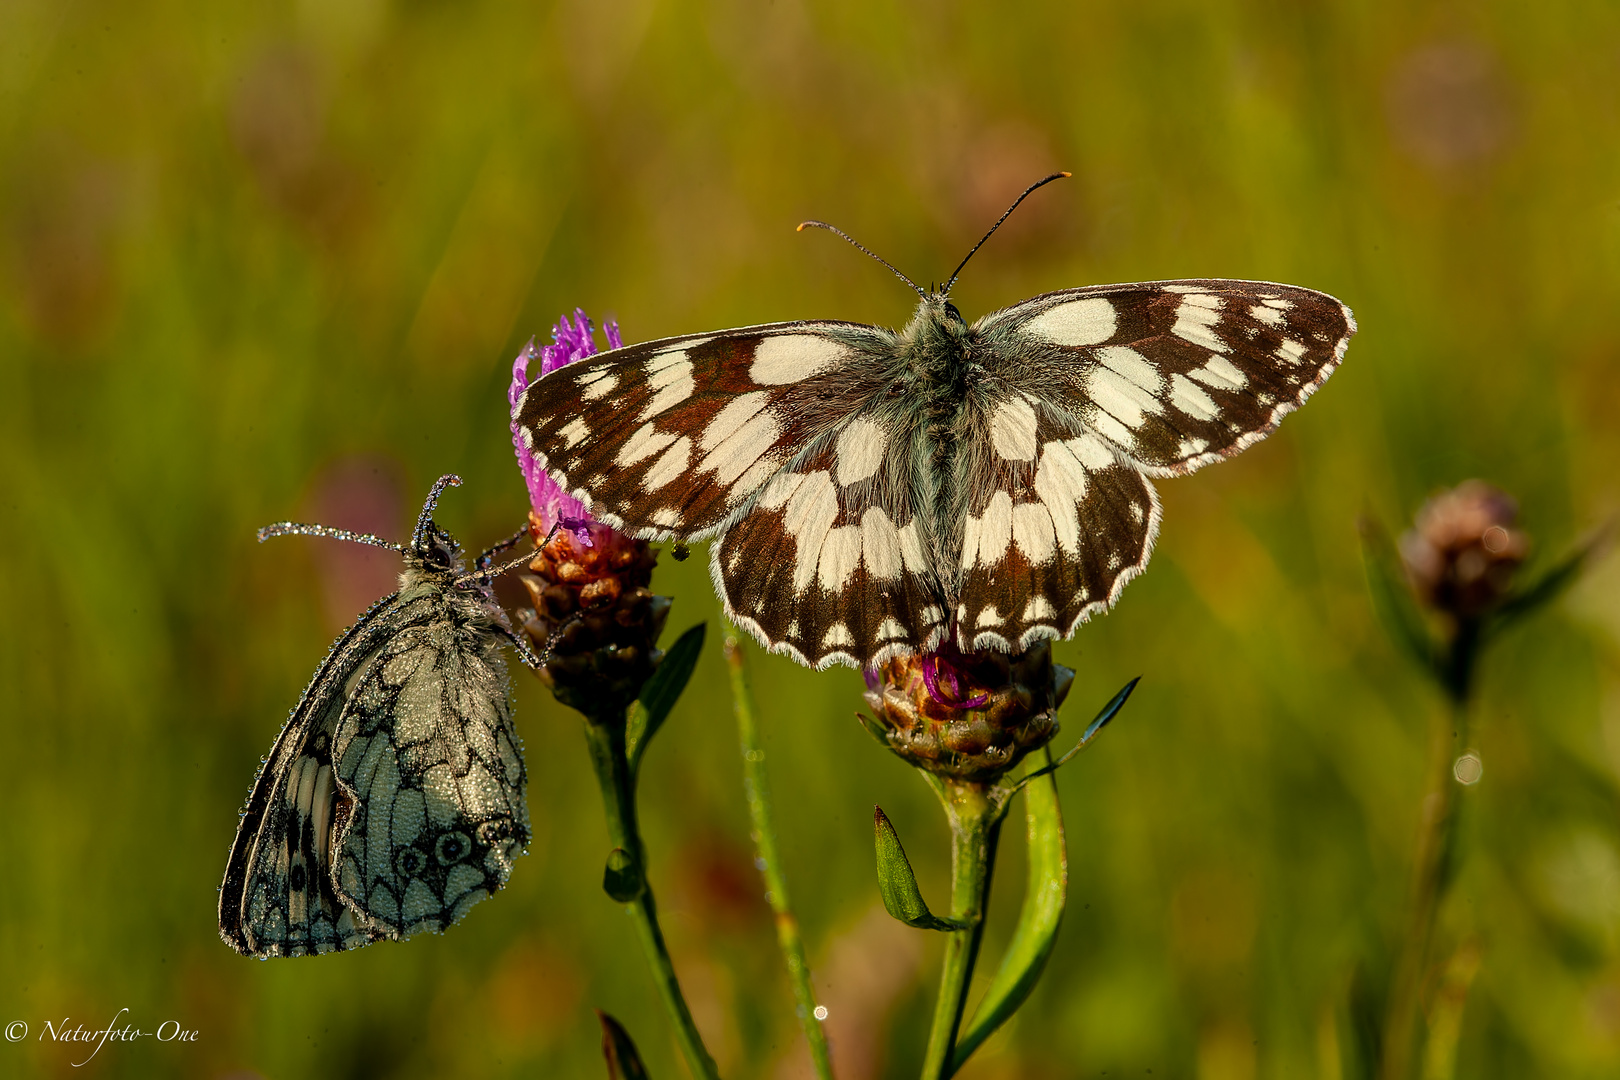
xmin=920 ymin=651 xmax=989 ymax=710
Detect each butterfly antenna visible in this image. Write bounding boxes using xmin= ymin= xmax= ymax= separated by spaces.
xmin=410 ymin=474 xmax=464 ymax=552
xmin=256 ymin=521 xmax=406 ymax=552
xmin=797 ymin=220 xmax=926 ymax=298
xmin=944 ymin=171 xmax=1071 ymax=295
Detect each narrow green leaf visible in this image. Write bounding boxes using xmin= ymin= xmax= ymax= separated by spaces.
xmin=953 ymin=750 xmax=1068 ymax=1071
xmin=627 ymin=623 xmax=705 ymax=774
xmin=1488 ymin=523 xmax=1614 ymax=633
xmin=598 ymin=1010 xmax=652 ymax=1080
xmin=874 ymin=806 xmax=966 ymax=932
xmin=1358 ymin=516 xmax=1437 ymax=673
xmin=1012 ymin=677 xmax=1139 ymax=796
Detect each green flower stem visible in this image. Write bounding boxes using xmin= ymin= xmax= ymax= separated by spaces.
xmin=1379 ymin=689 xmax=1471 ymax=1080
xmin=583 ymin=712 xmax=721 ymax=1080
xmin=919 ymin=775 xmax=1004 ymax=1080
xmin=724 ymin=639 xmax=835 ymax=1080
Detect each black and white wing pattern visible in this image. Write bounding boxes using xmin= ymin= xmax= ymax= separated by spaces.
xmin=515 ymin=323 xmax=958 ymax=668
xmin=221 ymin=548 xmax=530 ymax=957
xmin=954 ymin=279 xmax=1354 ymax=652
xmin=513 ymin=279 xmax=1353 ymax=669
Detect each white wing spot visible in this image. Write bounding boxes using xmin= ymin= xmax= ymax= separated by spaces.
xmin=1249 ymin=304 xmax=1285 ymax=328
xmin=975 ymin=606 xmax=1003 ymax=628
xmin=990 ymin=397 xmax=1038 ymax=461
xmin=1022 ymin=296 xmax=1117 ymax=346
xmin=1172 ymin=295 xmax=1230 ymax=354
xmin=1070 ymin=435 xmax=1115 ymax=470
xmin=1261 ymin=297 xmax=1293 ymax=311
xmin=1085 ymin=398 xmax=1138 ymax=449
xmin=635 ymin=359 xmax=693 ymax=417
xmin=963 ymin=490 xmax=1013 ymax=569
xmin=1098 ymin=345 xmax=1166 ymax=398
xmin=1129 ymin=501 xmax=1145 ymax=524
xmin=648 ymin=346 xmax=695 ymax=373
xmin=834 ymin=417 xmax=888 ymax=486
xmin=579 ymin=369 xmax=619 ymax=401
xmin=1170 ymin=373 xmax=1218 ymax=421
xmin=559 ymin=417 xmax=590 ymax=449
xmin=640 ymin=355 xmax=694 ymax=420
xmin=642 ymin=436 xmax=691 ymax=491
xmin=727 ymin=457 xmax=781 ymax=507
xmin=817 ymin=524 xmax=863 ymax=591
xmin=1034 ymin=441 xmax=1089 ymax=555
xmin=821 ymin=622 xmax=855 ymax=649
xmin=1085 ymin=366 xmax=1153 ymax=432
xmin=699 ymin=391 xmax=769 ymax=452
xmin=877 ymin=617 xmax=907 ymax=641
xmin=1023 ymin=596 xmax=1056 ymax=622
xmin=699 ymin=393 xmax=782 ymax=485
xmin=861 ymin=506 xmax=904 ymax=581
xmin=1188 ymin=354 xmax=1247 ymax=390
xmin=1011 ymin=500 xmax=1058 ymax=565
xmin=922 ymin=605 xmax=945 ymax=626
xmin=1274 ymin=338 xmax=1307 ymax=364
xmin=751 ymin=335 xmax=848 ymax=385
xmin=1177 ymin=435 xmax=1209 ymax=457
xmin=780 ymin=471 xmax=839 ymax=591
xmin=651 ymin=508 xmax=680 ymax=527
xmin=616 ymin=422 xmax=675 ymax=467
xmin=897 ymin=520 xmax=927 ymax=573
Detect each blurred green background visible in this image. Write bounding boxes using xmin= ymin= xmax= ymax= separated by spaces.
xmin=4 ymin=1 xmax=1619 ymax=1077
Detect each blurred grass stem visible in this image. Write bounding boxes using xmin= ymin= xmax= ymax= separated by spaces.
xmin=1379 ymin=653 xmax=1474 ymax=1080
xmin=919 ymin=775 xmax=1003 ymax=1080
xmin=725 ymin=639 xmax=835 ymax=1080
xmin=583 ymin=713 xmax=721 ymax=1080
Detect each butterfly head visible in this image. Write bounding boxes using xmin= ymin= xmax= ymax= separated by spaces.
xmin=406 ymin=474 xmax=466 ymax=575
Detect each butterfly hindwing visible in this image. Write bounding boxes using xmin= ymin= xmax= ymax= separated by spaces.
xmin=330 ymin=587 xmax=529 ymax=940
xmin=714 ymin=403 xmax=950 ymax=669
xmin=977 ymin=279 xmax=1355 ymax=474
xmin=949 ymin=391 xmax=1161 ymax=653
xmin=514 ymin=322 xmax=899 ymax=541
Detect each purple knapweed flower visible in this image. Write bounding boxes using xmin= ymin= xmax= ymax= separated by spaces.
xmin=508 ymin=310 xmax=668 ymax=715
xmin=509 ymin=309 xmax=624 ymax=547
xmin=860 ymin=641 xmax=1072 ymax=780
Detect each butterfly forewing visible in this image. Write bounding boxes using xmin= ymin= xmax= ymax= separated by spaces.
xmin=514 ymin=322 xmax=898 ymax=540
xmin=978 ymin=280 xmax=1354 ymax=474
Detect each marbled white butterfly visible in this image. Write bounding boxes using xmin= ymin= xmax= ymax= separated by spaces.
xmin=220 ymin=475 xmax=536 ymax=958
xmin=512 ymin=176 xmax=1355 ymax=671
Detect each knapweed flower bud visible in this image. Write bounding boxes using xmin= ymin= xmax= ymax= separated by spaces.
xmin=861 ymin=641 xmax=1074 ymax=781
xmin=509 ymin=311 xmax=672 ymax=718
xmin=1399 ymin=480 xmax=1529 ymax=620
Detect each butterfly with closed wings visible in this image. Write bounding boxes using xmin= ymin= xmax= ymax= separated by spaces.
xmin=220 ymin=475 xmax=537 ymax=958
xmin=513 ymin=175 xmax=1356 ymax=671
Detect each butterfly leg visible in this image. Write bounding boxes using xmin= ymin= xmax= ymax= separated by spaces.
xmin=501 ymin=624 xmax=546 ymax=671
xmin=475 ymin=524 xmax=531 ymax=571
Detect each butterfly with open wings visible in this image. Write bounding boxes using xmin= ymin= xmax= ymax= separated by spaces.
xmin=513 ymin=176 xmax=1355 ymax=671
